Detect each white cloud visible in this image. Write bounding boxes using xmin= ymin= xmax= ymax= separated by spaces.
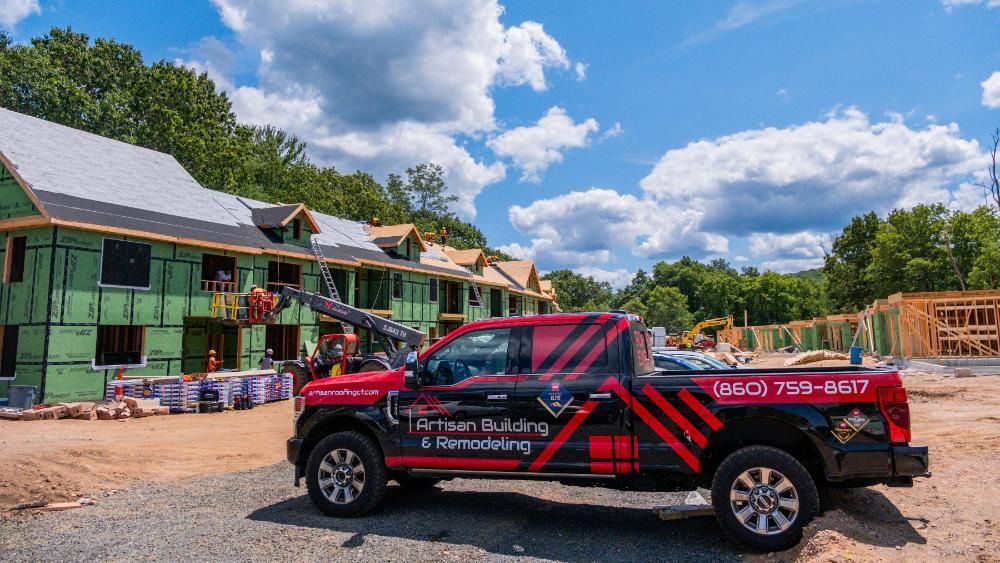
xmin=173 ymin=37 xmax=236 ymax=93
xmin=210 ymin=0 xmax=580 ymax=217
xmin=488 ymin=107 xmax=599 ymax=182
xmin=576 ymin=267 xmax=634 ymax=290
xmin=640 ymin=108 xmax=983 ymax=236
xmin=0 ymin=0 xmax=40 ymax=29
xmin=601 ymin=122 xmax=624 ymax=140
xmin=750 ymin=231 xmax=827 ymax=272
xmin=498 ymin=21 xmax=570 ymax=91
xmin=760 ymin=257 xmax=826 ymax=273
xmin=503 ymin=108 xmax=986 ymax=274
xmin=504 ymin=188 xmax=728 ymax=269
xmin=684 ymin=0 xmax=802 ymax=46
xmin=982 ymin=71 xmax=1000 ymax=108
xmin=941 ymin=0 xmax=1000 ymax=11
xmin=574 ymin=61 xmax=588 ymax=81
xmin=749 ymin=231 xmax=826 ymax=259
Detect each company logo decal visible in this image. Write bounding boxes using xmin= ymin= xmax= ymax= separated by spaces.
xmin=537 ymin=382 xmax=573 ymax=418
xmin=832 ymin=408 xmax=870 ymax=444
xmin=405 ymin=393 xmax=451 ymax=417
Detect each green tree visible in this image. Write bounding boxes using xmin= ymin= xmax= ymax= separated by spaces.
xmin=624 ymin=286 xmax=693 ymax=333
xmin=824 ymin=212 xmax=882 ymax=310
xmin=541 ymin=270 xmax=613 ymax=312
xmin=405 ymin=163 xmax=457 ymax=216
xmin=611 ymin=268 xmax=652 ymax=308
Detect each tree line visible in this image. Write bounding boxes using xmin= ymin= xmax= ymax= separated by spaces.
xmin=0 ymin=27 xmax=512 ymax=258
xmin=545 ymin=198 xmax=999 ymax=331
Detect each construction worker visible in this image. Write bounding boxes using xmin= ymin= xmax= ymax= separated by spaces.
xmin=249 ymin=284 xmax=269 ymax=321
xmin=206 ymin=350 xmax=222 ymax=372
xmin=329 ymin=343 xmax=344 ymax=377
xmin=258 ymin=348 xmax=274 ymax=371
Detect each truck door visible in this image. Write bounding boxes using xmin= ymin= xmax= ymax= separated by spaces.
xmin=398 ymin=327 xmax=521 ymax=470
xmin=512 ymin=319 xmax=628 ymax=475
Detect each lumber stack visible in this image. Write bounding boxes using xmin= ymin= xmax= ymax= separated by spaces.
xmin=784 ymin=350 xmax=850 ymax=366
xmin=1 ymin=399 xmax=166 ymax=421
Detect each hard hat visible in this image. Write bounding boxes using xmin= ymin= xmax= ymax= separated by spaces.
xmin=208 ymin=350 xmax=217 ymax=355
xmin=250 ymin=284 xmax=258 ymax=290
xmin=333 ymin=343 xmax=343 ymax=353
xmin=266 ymin=348 xmax=273 ymax=355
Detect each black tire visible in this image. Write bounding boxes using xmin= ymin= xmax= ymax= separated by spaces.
xmin=285 ymin=363 xmax=312 ymax=396
xmin=305 ymin=431 xmax=388 ymax=517
xmin=394 ymin=474 xmax=442 ymax=489
xmin=711 ymin=445 xmax=819 ymax=552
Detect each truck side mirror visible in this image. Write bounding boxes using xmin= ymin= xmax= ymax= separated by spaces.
xmin=404 ymin=350 xmax=420 ymax=388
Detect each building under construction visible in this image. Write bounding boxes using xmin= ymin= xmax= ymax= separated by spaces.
xmin=719 ymin=289 xmax=1000 ymax=360
xmin=0 ymin=109 xmax=558 ymax=404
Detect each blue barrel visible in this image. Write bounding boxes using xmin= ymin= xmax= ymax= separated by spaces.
xmin=849 ymin=345 xmax=862 ymax=365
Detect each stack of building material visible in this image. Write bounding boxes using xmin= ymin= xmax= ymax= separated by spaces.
xmin=102 ymin=371 xmax=293 ymax=410
xmin=783 ymin=350 xmax=850 ymax=366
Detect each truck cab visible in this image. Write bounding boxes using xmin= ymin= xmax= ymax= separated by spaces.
xmin=287 ymin=312 xmax=929 ymax=551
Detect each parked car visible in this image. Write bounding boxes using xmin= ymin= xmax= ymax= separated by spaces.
xmin=660 ymin=350 xmax=733 ymax=370
xmin=652 ymin=353 xmax=703 ymax=371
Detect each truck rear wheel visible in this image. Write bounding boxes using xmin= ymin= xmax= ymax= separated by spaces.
xmin=306 ymin=431 xmax=387 ymax=517
xmin=711 ymin=445 xmax=819 ymax=551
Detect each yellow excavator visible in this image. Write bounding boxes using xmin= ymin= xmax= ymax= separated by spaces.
xmin=680 ymin=314 xmax=734 ymax=349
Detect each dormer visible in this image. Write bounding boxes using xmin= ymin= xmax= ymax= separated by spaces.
xmin=491 ymin=260 xmax=541 ymax=292
xmin=252 ymin=203 xmax=321 ymax=248
xmin=369 ymin=223 xmax=427 ymax=262
xmin=445 ymin=248 xmax=488 ymax=276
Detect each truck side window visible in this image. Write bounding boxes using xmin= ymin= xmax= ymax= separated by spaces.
xmin=632 ymin=323 xmax=655 ymax=375
xmin=525 ymin=324 xmax=608 ymax=375
xmin=421 ymin=328 xmax=511 ymax=386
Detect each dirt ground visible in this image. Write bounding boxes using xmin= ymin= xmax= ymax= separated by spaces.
xmin=0 ymin=402 xmax=290 ymax=510
xmin=2 ymin=361 xmax=998 ymax=561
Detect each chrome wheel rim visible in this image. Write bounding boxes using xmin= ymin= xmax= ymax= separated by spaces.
xmin=318 ymin=448 xmax=366 ymax=504
xmin=730 ymin=467 xmax=799 ymax=536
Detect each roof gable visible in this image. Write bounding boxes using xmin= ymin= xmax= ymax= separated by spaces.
xmin=251 ymin=203 xmax=321 ymax=233
xmin=368 ymin=224 xmax=427 ymax=252
xmin=492 ymin=261 xmax=540 ymax=291
xmin=445 ymin=248 xmax=488 ymax=270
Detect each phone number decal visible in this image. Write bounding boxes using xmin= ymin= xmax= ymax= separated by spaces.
xmin=694 ymin=373 xmax=894 ymax=405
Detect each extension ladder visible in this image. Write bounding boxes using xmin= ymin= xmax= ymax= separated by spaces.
xmin=311 ymin=239 xmax=341 ymax=302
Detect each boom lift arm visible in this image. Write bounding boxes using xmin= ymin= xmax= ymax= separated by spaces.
xmin=262 ymin=286 xmax=425 ymax=368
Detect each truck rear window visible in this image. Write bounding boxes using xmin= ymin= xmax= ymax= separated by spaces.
xmin=632 ymin=322 xmax=654 ymax=375
xmin=526 ymin=324 xmax=609 ymax=374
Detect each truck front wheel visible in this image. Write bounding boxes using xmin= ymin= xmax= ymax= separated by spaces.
xmin=305 ymin=432 xmax=388 ymax=517
xmin=711 ymin=445 xmax=819 ymax=551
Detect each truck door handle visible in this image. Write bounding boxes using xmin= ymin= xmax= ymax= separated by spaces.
xmin=588 ymin=392 xmax=613 ymax=400
xmin=486 ymin=394 xmax=508 ymax=401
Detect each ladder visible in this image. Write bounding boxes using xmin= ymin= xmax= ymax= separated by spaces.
xmin=460 ymin=266 xmax=484 ymax=309
xmin=311 ymin=239 xmax=341 ymax=302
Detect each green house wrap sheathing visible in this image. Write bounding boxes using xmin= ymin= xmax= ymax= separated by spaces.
xmin=0 ymin=226 xmax=333 ymax=403
xmin=0 ymin=223 xmax=539 ymax=403
xmin=0 ymin=171 xmax=40 ymax=219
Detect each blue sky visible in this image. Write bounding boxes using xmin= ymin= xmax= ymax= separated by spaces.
xmin=4 ymin=0 xmax=999 ymax=287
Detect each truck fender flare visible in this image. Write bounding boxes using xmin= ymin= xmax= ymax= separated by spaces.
xmin=700 ymin=406 xmax=830 ymax=478
xmin=297 ymin=406 xmax=396 ymax=466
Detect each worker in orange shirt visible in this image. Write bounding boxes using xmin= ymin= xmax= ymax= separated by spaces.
xmin=248 ymin=284 xmax=270 ymax=321
xmin=206 ymin=350 xmax=222 ymax=372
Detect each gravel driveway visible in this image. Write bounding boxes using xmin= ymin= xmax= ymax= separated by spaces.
xmin=1 ymin=463 xmax=745 ymax=561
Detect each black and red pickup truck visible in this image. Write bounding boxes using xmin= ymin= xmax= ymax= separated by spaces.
xmin=287 ymin=312 xmax=929 ymax=550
